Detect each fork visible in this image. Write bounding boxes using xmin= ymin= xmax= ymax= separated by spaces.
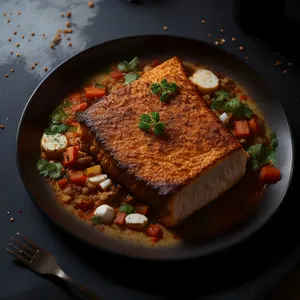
xmin=7 ymin=234 xmax=102 ymax=300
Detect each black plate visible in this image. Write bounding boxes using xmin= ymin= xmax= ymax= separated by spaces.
xmin=16 ymin=35 xmax=294 ymax=260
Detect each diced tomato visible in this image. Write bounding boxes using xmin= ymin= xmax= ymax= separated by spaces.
xmin=151 ymin=59 xmax=161 ymax=67
xmin=234 ymin=120 xmax=250 ymax=138
xmin=135 ymin=204 xmax=149 ymax=215
xmin=146 ymin=224 xmax=163 ymax=240
xmin=114 ymin=212 xmax=126 ymax=226
xmin=260 ymin=166 xmax=281 ymax=184
xmin=235 ymin=88 xmax=242 ymax=93
xmin=110 ymin=70 xmax=124 ymax=80
xmin=69 ymin=93 xmax=82 ymax=103
xmin=63 ymin=146 xmax=78 ymax=168
xmin=62 ymin=117 xmax=78 ymax=127
xmin=84 ymin=87 xmax=106 ymax=99
xmin=68 ymin=171 xmax=87 ymax=185
xmin=72 ymin=102 xmax=87 ymax=112
xmin=239 ymin=94 xmax=248 ymax=100
xmin=248 ymin=118 xmax=260 ymax=134
xmin=58 ymin=178 xmax=68 ymax=189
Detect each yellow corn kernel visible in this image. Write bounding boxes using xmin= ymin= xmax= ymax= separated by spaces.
xmin=87 ymin=165 xmax=102 ymax=177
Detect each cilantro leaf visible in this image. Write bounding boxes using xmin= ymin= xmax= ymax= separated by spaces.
xmin=138 ymin=112 xmax=165 ymax=135
xmin=44 ymin=124 xmax=70 ymax=135
xmin=246 ymin=143 xmax=276 ymax=171
xmin=138 ymin=121 xmax=151 ymax=132
xmin=151 ymin=79 xmax=178 ymax=103
xmin=124 ymin=72 xmax=140 ymax=85
xmin=269 ymin=133 xmax=278 ymax=150
xmin=117 ymin=56 xmax=139 ymax=72
xmin=119 ymin=204 xmax=135 ymax=215
xmin=154 ymin=122 xmax=165 ymax=136
xmin=91 ymin=216 xmax=102 ymax=225
xmin=50 ymin=105 xmax=68 ymax=124
xmin=140 ymin=114 xmax=152 ymax=123
xmin=214 ymin=90 xmax=230 ymax=101
xmin=37 ymin=159 xmax=64 ymax=179
xmin=151 ymin=111 xmax=160 ymax=122
xmin=151 ymin=83 xmax=161 ymax=94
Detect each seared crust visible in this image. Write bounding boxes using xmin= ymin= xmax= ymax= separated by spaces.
xmin=79 ymin=57 xmax=243 ymax=196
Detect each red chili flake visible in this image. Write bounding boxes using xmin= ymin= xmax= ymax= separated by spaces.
xmin=66 ymin=11 xmax=72 ymax=18
xmin=13 ymin=31 xmax=17 ymax=35
xmin=21 ymin=35 xmax=24 ymax=39
xmin=274 ymin=60 xmax=282 ymax=67
xmin=42 ymin=33 xmax=45 ymax=37
xmin=31 ymin=65 xmax=35 ymax=70
xmin=44 ymin=67 xmax=48 ymax=72
xmin=68 ymin=42 xmax=72 ymax=47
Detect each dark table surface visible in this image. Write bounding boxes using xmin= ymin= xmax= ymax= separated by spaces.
xmin=1 ymin=0 xmax=300 ymax=299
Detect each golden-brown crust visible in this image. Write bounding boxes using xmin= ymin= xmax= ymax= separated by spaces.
xmin=79 ymin=56 xmax=242 ymax=196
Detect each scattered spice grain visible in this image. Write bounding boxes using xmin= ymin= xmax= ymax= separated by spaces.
xmin=163 ymin=26 xmax=168 ymax=30
xmin=201 ymin=20 xmax=206 ymax=24
xmin=10 ymin=217 xmax=14 ymax=222
xmin=0 ymin=125 xmax=4 ymax=129
xmin=66 ymin=11 xmax=72 ymax=18
xmin=4 ymin=74 xmax=8 ymax=78
xmin=10 ymin=68 xmax=14 ymax=73
xmin=8 ymin=38 xmax=11 ymax=42
xmin=88 ymin=1 xmax=95 ymax=8
xmin=239 ymin=46 xmax=244 ymax=51
xmin=66 ymin=21 xmax=71 ymax=27
xmin=44 ymin=67 xmax=48 ymax=72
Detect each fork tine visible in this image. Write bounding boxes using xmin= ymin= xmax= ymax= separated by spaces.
xmin=6 ymin=248 xmax=30 ymax=266
xmin=10 ymin=237 xmax=36 ymax=255
xmin=18 ymin=235 xmax=39 ymax=251
xmin=8 ymin=243 xmax=33 ymax=260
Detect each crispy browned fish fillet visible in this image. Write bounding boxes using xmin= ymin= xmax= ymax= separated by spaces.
xmin=78 ymin=57 xmax=247 ymax=227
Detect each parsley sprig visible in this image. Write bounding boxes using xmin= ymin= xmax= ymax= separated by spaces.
xmin=138 ymin=112 xmax=165 ymax=136
xmin=246 ymin=133 xmax=278 ymax=171
xmin=151 ymin=79 xmax=178 ymax=103
xmin=124 ymin=72 xmax=140 ymax=85
xmin=117 ymin=56 xmax=139 ymax=72
xmin=211 ymin=90 xmax=253 ymax=120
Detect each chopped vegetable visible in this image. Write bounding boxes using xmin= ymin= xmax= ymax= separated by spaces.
xmin=63 ymin=146 xmax=78 ymax=168
xmin=138 ymin=112 xmax=165 ymax=136
xmin=146 ymin=224 xmax=163 ymax=240
xmin=37 ymin=159 xmax=64 ymax=179
xmin=247 ymin=133 xmax=278 ymax=171
xmin=68 ymin=93 xmax=81 ymax=103
xmin=44 ymin=124 xmax=70 ymax=135
xmin=135 ymin=204 xmax=149 ymax=215
xmin=50 ymin=105 xmax=68 ymax=124
xmin=151 ymin=78 xmax=178 ymax=103
xmin=84 ymin=87 xmax=106 ymax=99
xmin=260 ymin=166 xmax=281 ymax=183
xmin=114 ymin=212 xmax=126 ymax=225
xmin=86 ymin=165 xmax=102 ymax=177
xmin=124 ymin=72 xmax=140 ymax=85
xmin=248 ymin=118 xmax=260 ymax=134
xmin=119 ymin=204 xmax=135 ymax=215
xmin=110 ymin=70 xmax=124 ymax=80
xmin=117 ymin=56 xmax=139 ymax=72
xmin=240 ymin=94 xmax=248 ymax=100
xmin=58 ymin=178 xmax=68 ymax=189
xmin=72 ymin=102 xmax=87 ymax=112
xmin=234 ymin=121 xmax=250 ymax=138
xmin=68 ymin=171 xmax=87 ymax=185
xmin=91 ymin=216 xmax=102 ymax=225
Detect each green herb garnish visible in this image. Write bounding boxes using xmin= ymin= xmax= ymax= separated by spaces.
xmin=211 ymin=90 xmax=253 ymax=120
xmin=151 ymin=79 xmax=178 ymax=103
xmin=91 ymin=216 xmax=103 ymax=225
xmin=117 ymin=56 xmax=139 ymax=72
xmin=50 ymin=105 xmax=68 ymax=124
xmin=138 ymin=112 xmax=165 ymax=136
xmin=119 ymin=204 xmax=135 ymax=215
xmin=246 ymin=133 xmax=278 ymax=171
xmin=124 ymin=72 xmax=141 ymax=85
xmin=37 ymin=159 xmax=64 ymax=179
xmin=44 ymin=124 xmax=70 ymax=135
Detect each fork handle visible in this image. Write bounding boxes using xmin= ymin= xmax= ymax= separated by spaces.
xmin=56 ymin=269 xmax=102 ymax=300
